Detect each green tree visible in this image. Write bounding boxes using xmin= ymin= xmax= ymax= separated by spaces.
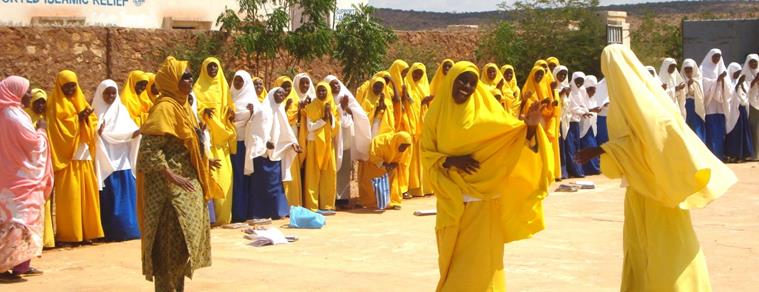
xmin=158 ymin=32 xmax=225 ymax=75
xmin=333 ymin=4 xmax=397 ymax=88
xmin=478 ymin=0 xmax=606 ymax=82
xmin=217 ymin=0 xmax=336 ymax=82
xmin=631 ymin=12 xmax=682 ymax=67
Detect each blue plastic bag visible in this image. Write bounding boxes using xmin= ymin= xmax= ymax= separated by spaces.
xmin=289 ymin=206 xmax=326 ymax=229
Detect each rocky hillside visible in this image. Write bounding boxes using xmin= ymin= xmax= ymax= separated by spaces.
xmin=374 ymin=1 xmax=759 ymax=31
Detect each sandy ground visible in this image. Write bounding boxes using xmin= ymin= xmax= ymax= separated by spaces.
xmin=5 ymin=162 xmax=759 ymax=292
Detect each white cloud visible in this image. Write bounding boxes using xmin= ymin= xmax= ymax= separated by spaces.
xmin=367 ymin=0 xmax=661 ymax=13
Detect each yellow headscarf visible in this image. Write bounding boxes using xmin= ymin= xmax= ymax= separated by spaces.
xmin=521 ymin=66 xmax=549 ymax=105
xmin=193 ymin=57 xmax=236 ymax=151
xmin=361 ymin=77 xmax=395 ymax=135
xmin=546 ymin=57 xmax=560 ymax=68
xmin=421 ymin=61 xmax=552 ymax=243
xmin=25 ymin=88 xmax=47 ymax=124
xmin=500 ymin=65 xmax=522 ymax=116
xmin=599 ymin=44 xmax=736 ymax=209
xmin=145 ymin=72 xmax=159 ymax=103
xmin=47 ymin=70 xmax=98 ymax=171
xmin=305 ymin=82 xmax=340 ymax=169
xmin=121 ymin=70 xmax=151 ymax=125
xmin=430 ymin=59 xmax=454 ymax=97
xmin=403 ymin=62 xmax=429 ymax=139
xmin=389 ymin=59 xmax=409 ymax=96
xmin=480 ymin=63 xmax=504 ymax=89
xmin=141 ymin=56 xmax=223 ymax=200
xmin=369 ymin=131 xmax=413 ymax=166
xmin=253 ymin=76 xmax=267 ymax=102
xmin=274 ymin=76 xmax=300 ymax=125
xmin=372 ymin=71 xmax=396 ymax=119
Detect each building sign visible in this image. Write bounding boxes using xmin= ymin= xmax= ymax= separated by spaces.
xmin=1 ymin=0 xmax=135 ymax=7
xmin=333 ymin=8 xmax=356 ymax=28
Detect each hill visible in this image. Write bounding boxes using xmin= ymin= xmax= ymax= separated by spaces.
xmin=374 ymin=1 xmax=759 ymax=31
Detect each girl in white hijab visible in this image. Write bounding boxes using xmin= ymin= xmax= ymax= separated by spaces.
xmin=92 ymin=79 xmax=141 ymax=241
xmin=700 ymin=48 xmax=730 ymax=160
xmin=743 ymin=54 xmax=759 ymax=160
xmin=246 ymin=88 xmax=301 ymax=219
xmin=595 ymin=78 xmax=611 ymax=145
xmin=579 ymin=75 xmax=601 ymax=175
xmin=553 ymin=66 xmax=571 ymax=179
xmin=566 ymin=71 xmax=588 ymax=178
xmin=659 ymin=58 xmax=686 ymax=118
xmin=681 ymin=59 xmax=707 ymax=142
xmin=324 ymin=75 xmax=371 ymax=205
xmin=724 ymin=62 xmax=754 ymax=162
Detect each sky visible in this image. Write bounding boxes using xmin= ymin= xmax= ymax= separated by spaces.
xmin=367 ymin=0 xmax=661 ymax=13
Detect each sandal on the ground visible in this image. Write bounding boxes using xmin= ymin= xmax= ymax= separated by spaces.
xmin=19 ymin=267 xmax=43 ymax=277
xmin=0 ymin=272 xmax=26 ymax=283
xmin=391 ymin=205 xmax=402 ymax=210
xmin=402 ymin=193 xmax=413 ymax=199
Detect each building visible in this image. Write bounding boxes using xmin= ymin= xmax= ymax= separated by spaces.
xmin=598 ymin=10 xmax=630 ymax=48
xmin=0 ymin=0 xmax=365 ymax=30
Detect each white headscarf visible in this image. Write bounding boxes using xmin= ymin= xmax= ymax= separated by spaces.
xmin=554 ymin=65 xmax=571 ymax=138
xmin=742 ymin=54 xmax=759 ymax=110
xmin=659 ymin=58 xmax=684 ymax=92
xmin=568 ymin=71 xmax=588 ymax=123
xmin=596 ymin=78 xmax=610 ymax=117
xmin=323 ymin=75 xmax=372 ymax=162
xmin=700 ymin=49 xmax=730 ymax=115
xmin=242 ymin=82 xmax=273 ymax=176
xmin=231 ymin=70 xmax=260 ymax=140
xmin=92 ymin=79 xmax=140 ymax=190
xmin=726 ymin=62 xmax=746 ymax=133
xmin=293 ymin=73 xmax=316 ymax=103
xmin=265 ymin=87 xmax=299 ymax=181
xmin=681 ymin=59 xmax=706 ymax=120
xmin=188 ymin=92 xmax=212 ymax=156
xmin=646 ymin=66 xmax=659 ymax=79
xmin=581 ymin=75 xmax=599 ymax=137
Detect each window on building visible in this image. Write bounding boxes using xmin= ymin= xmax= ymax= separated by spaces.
xmin=161 ymin=17 xmax=212 ymax=30
xmin=607 ymin=25 xmax=623 ymax=44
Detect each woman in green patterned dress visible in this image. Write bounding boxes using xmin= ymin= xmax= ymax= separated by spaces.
xmin=138 ymin=56 xmax=223 ymax=292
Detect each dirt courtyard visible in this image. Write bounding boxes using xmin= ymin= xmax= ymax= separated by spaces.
xmin=5 ymin=162 xmax=758 ymax=291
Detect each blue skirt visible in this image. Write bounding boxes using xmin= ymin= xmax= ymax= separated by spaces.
xmin=231 ymin=141 xmax=250 ymax=223
xmin=99 ymin=170 xmax=140 ymax=241
xmin=596 ymin=116 xmax=609 ymax=145
xmin=685 ymin=99 xmax=706 ymax=143
xmin=705 ymin=114 xmax=726 ymax=161
xmin=251 ymin=156 xmax=290 ymax=219
xmin=580 ymin=129 xmax=601 ymax=175
xmin=559 ymin=123 xmax=568 ymax=179
xmin=564 ymin=122 xmax=585 ymax=178
xmin=725 ymin=106 xmax=755 ymax=160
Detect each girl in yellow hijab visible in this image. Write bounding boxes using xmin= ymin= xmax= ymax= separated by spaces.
xmin=121 ymin=70 xmax=152 ymax=126
xmin=253 ymin=76 xmax=267 ymax=102
xmin=360 ymin=131 xmax=412 ymax=209
xmin=389 ymin=60 xmax=409 ymax=127
xmin=47 ymin=70 xmax=104 ymax=243
xmin=421 ymin=61 xmax=552 ymax=291
xmin=430 ymin=59 xmax=454 ymax=97
xmin=403 ymin=63 xmax=431 ymax=198
xmin=193 ymin=57 xmax=237 ymax=225
xmin=304 ymin=81 xmax=340 ymax=211
xmin=577 ymin=44 xmax=737 ymax=292
xmin=522 ymin=65 xmax=561 ymax=179
xmin=23 ymin=88 xmax=54 ymax=247
xmin=480 ymin=63 xmax=504 ymax=89
xmin=145 ymin=72 xmax=160 ymax=103
xmin=500 ymin=65 xmax=522 ymax=117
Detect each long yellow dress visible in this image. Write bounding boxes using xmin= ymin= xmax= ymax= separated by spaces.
xmin=193 ymin=57 xmax=237 ymax=225
xmin=358 ymin=77 xmax=398 ymax=207
xmin=275 ymin=76 xmax=306 ymax=207
xmin=522 ymin=65 xmax=559 ymax=181
xmin=47 ymin=70 xmax=104 ymax=242
xmin=421 ymin=62 xmax=552 ymax=291
xmin=500 ymin=64 xmax=522 ymax=117
xmin=25 ymin=89 xmax=55 ymax=248
xmin=360 ymin=132 xmax=412 ymax=208
xmin=599 ymin=45 xmax=737 ymax=292
xmin=404 ymin=63 xmax=430 ymax=197
xmin=304 ymin=82 xmax=339 ymax=211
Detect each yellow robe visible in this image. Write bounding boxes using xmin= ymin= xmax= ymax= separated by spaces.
xmin=360 ymin=132 xmax=412 ymax=208
xmin=193 ymin=57 xmax=237 ymax=225
xmin=430 ymin=59 xmax=454 ymax=98
xmin=304 ymin=82 xmax=339 ymax=211
xmin=47 ymin=70 xmax=104 ymax=242
xmin=274 ymin=76 xmax=306 ymax=207
xmin=522 ymin=66 xmax=558 ymax=181
xmin=389 ymin=60 xmax=409 ymax=130
xmin=121 ymin=70 xmax=152 ymax=126
xmin=358 ymin=78 xmax=399 ymax=206
xmin=500 ymin=65 xmax=522 ymax=117
xmin=25 ymin=88 xmax=55 ymax=247
xmin=422 ymin=62 xmax=552 ymax=291
xmin=404 ymin=63 xmax=430 ymax=197
xmin=599 ymin=45 xmax=737 ymax=291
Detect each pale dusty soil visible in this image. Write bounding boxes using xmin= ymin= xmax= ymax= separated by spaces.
xmin=5 ymin=163 xmax=759 ymax=292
